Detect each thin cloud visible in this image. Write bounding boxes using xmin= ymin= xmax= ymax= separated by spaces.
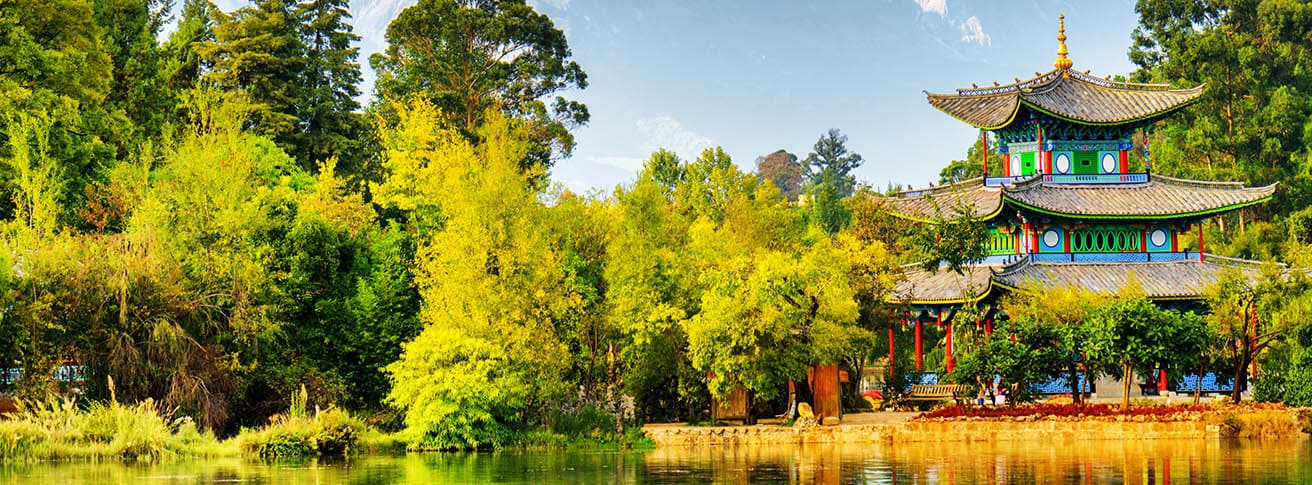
xmin=959 ymin=16 xmax=991 ymax=46
xmin=636 ymin=116 xmax=713 ymax=160
xmin=914 ymin=0 xmax=947 ymax=17
xmin=589 ymin=155 xmax=644 ymax=172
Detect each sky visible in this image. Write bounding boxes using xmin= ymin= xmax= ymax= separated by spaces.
xmin=208 ymin=0 xmax=1143 ymax=193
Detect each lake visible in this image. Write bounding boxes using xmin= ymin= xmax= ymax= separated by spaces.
xmin=1 ymin=438 xmax=1307 ymax=484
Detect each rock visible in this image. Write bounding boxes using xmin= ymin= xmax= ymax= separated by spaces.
xmin=798 ymin=402 xmax=815 ymax=419
xmin=821 ymin=416 xmax=841 ymax=426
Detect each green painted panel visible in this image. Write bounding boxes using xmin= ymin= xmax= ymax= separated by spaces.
xmin=1020 ymin=152 xmax=1035 ymax=176
xmin=1069 ymin=226 xmax=1142 ymax=253
xmin=985 ymin=228 xmax=1016 ymax=256
xmin=1072 ymin=150 xmax=1098 ymax=175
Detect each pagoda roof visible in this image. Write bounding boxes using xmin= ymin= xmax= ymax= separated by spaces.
xmin=881 ymin=174 xmax=1276 ymax=222
xmin=991 ymin=256 xmax=1263 ymax=300
xmin=925 ymin=69 xmax=1204 ymax=129
xmin=1003 ymin=174 xmax=1276 ymax=220
xmin=893 ymin=255 xmax=1266 ymax=305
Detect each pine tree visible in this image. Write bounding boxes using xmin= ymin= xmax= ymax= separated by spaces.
xmin=292 ymin=0 xmax=364 ymax=173
xmin=201 ymin=0 xmax=305 ymax=147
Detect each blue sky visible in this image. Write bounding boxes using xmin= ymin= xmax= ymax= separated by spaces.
xmin=210 ymin=0 xmax=1143 ymax=192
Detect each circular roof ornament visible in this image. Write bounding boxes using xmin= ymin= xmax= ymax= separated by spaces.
xmin=1151 ymin=229 xmax=1168 ymax=247
xmin=1055 ymin=153 xmax=1071 ymax=174
xmin=1043 ymin=229 xmax=1060 ymax=248
xmin=1101 ymin=153 xmax=1118 ymax=174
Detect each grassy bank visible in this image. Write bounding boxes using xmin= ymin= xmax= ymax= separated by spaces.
xmin=1 ymin=392 xmax=649 ymax=462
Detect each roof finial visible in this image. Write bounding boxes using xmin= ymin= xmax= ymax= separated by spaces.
xmin=1055 ymin=14 xmax=1073 ymax=77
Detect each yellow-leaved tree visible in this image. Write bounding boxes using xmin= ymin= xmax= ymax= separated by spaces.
xmin=380 ymin=100 xmax=577 ymax=450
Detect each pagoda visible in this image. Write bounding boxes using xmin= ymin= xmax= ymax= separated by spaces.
xmin=881 ymin=15 xmax=1276 ymax=374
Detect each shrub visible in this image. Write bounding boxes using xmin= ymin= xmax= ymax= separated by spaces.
xmin=238 ymin=408 xmax=364 ymax=458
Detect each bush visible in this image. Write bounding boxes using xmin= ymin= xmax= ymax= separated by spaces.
xmin=238 ymin=408 xmax=364 ymax=458
xmin=0 ymin=419 xmax=45 ymax=462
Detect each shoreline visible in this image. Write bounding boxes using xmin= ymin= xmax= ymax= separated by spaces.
xmin=643 ymin=406 xmax=1310 ymax=447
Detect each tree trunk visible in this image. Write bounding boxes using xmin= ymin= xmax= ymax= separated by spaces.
xmin=1232 ymin=355 xmax=1248 ymax=402
xmin=1121 ymin=362 xmax=1133 ymax=409
xmin=1069 ymin=363 xmax=1082 ymax=404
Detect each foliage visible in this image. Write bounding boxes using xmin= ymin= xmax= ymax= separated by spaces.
xmin=371 ymin=0 xmax=589 ymax=169
xmin=908 ymin=194 xmax=990 ymax=274
xmin=1001 ymin=284 xmax=1109 ymax=402
xmin=1086 ymin=289 xmax=1209 ymax=408
xmin=937 ymin=131 xmax=998 ymax=184
xmin=0 ymin=395 xmax=232 ymax=462
xmin=802 ymin=129 xmax=863 ymax=234
xmin=755 ymin=149 xmax=804 ymax=201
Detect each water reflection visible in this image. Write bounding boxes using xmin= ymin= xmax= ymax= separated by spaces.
xmin=0 ymin=439 xmax=1307 ymax=484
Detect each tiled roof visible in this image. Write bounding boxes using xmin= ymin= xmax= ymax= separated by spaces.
xmin=925 ymin=70 xmax=1204 ymax=129
xmin=1003 ymin=174 xmax=1276 ymax=219
xmin=993 ymin=256 xmax=1263 ymax=300
xmin=880 ymin=180 xmax=1002 ymax=222
xmin=880 ymin=175 xmax=1275 ymax=221
xmin=891 ymin=264 xmax=996 ymax=304
xmin=892 ymin=255 xmax=1266 ymax=304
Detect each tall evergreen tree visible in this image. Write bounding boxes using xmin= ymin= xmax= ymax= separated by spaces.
xmin=291 ymin=0 xmax=364 ymax=172
xmin=94 ymin=0 xmax=172 ymax=154
xmin=163 ymin=0 xmax=219 ymax=94
xmin=200 ymin=0 xmax=305 ymax=148
xmin=802 ymin=129 xmax=863 ymax=234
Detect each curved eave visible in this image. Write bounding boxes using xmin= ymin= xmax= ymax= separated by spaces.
xmin=1018 ymin=94 xmax=1202 ymax=127
xmin=1000 ymin=190 xmax=1274 ymax=221
xmin=924 ymin=92 xmax=1020 ymax=130
xmin=884 ymin=201 xmax=1006 ymax=224
xmin=989 ymin=278 xmax=1200 ymax=301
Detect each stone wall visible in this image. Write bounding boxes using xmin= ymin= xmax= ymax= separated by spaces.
xmin=643 ymin=410 xmax=1305 ymax=447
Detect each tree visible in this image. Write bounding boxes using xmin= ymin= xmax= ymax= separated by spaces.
xmin=638 ymin=149 xmax=682 ymax=193
xmin=201 ymin=0 xmax=305 ymax=150
xmin=380 ymin=102 xmax=577 ymax=450
xmin=683 ymin=244 xmax=864 ymax=402
xmin=290 ymin=0 xmax=364 ymax=172
xmin=371 ymin=0 xmax=589 ymax=171
xmin=1002 ymin=284 xmax=1108 ymax=403
xmin=1086 ymin=290 xmax=1208 ymax=408
xmin=938 ymin=131 xmax=996 ymax=185
xmin=674 ymin=147 xmax=755 ymax=224
xmin=0 ymin=0 xmax=115 ymax=219
xmin=1205 ymin=266 xmax=1312 ymax=402
xmin=803 ymin=129 xmax=863 ymax=234
xmin=163 ymin=0 xmax=219 ymax=93
xmin=755 ymin=149 xmax=803 ymax=201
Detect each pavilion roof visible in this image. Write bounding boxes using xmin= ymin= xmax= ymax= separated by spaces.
xmin=892 ymin=255 xmax=1268 ymax=305
xmin=1003 ymin=174 xmax=1277 ymax=220
xmin=925 ymin=70 xmax=1204 ymax=130
xmin=880 ymin=174 xmax=1275 ymax=222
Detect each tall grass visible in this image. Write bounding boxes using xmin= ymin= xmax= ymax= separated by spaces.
xmin=235 ymin=385 xmax=392 ymax=457
xmin=0 ymin=396 xmax=233 ymax=462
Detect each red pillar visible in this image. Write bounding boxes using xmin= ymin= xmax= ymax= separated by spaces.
xmin=888 ymin=327 xmax=896 ymax=375
xmin=1119 ymin=150 xmax=1129 ymax=174
xmin=1002 ymin=154 xmax=1011 ymax=177
xmin=946 ymin=321 xmax=955 ymax=373
xmin=985 ymin=317 xmax=993 ymax=336
xmin=1198 ymin=228 xmax=1206 ymax=261
xmin=981 ymin=130 xmax=989 ymax=178
xmin=915 ymin=319 xmax=923 ymax=371
xmin=1158 ymin=369 xmax=1168 ymax=394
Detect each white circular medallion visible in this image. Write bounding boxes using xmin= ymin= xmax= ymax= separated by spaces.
xmin=1042 ymin=229 xmax=1060 ymax=248
xmin=1010 ymin=155 xmax=1021 ymax=175
xmin=1055 ymin=153 xmax=1071 ymax=174
xmin=1101 ymin=153 xmax=1118 ymax=173
xmin=1150 ymin=229 xmax=1168 ymax=247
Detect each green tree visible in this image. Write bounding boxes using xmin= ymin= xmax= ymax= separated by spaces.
xmin=290 ymin=0 xmax=365 ymax=172
xmin=1205 ymin=266 xmax=1312 ymax=402
xmin=371 ymin=0 xmax=589 ymax=170
xmin=94 ymin=0 xmax=172 ymax=154
xmin=938 ymin=131 xmax=997 ymax=184
xmin=201 ymin=0 xmax=305 ymax=149
xmin=639 ymin=149 xmax=683 ymax=193
xmin=1002 ymin=284 xmax=1108 ymax=403
xmin=163 ymin=0 xmax=219 ymax=93
xmin=803 ymin=129 xmax=862 ymax=234
xmin=684 ymin=243 xmax=864 ymax=402
xmin=0 ymin=0 xmax=115 ymax=219
xmin=1086 ymin=290 xmax=1208 ymax=408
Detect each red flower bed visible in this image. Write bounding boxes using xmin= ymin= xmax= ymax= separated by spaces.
xmin=919 ymin=402 xmax=1219 ymax=420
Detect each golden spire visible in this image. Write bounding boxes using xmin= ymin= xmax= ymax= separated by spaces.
xmin=1055 ymin=14 xmax=1073 ymax=76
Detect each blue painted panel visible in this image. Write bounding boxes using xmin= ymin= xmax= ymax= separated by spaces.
xmin=1146 ymin=227 xmax=1172 ymax=252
